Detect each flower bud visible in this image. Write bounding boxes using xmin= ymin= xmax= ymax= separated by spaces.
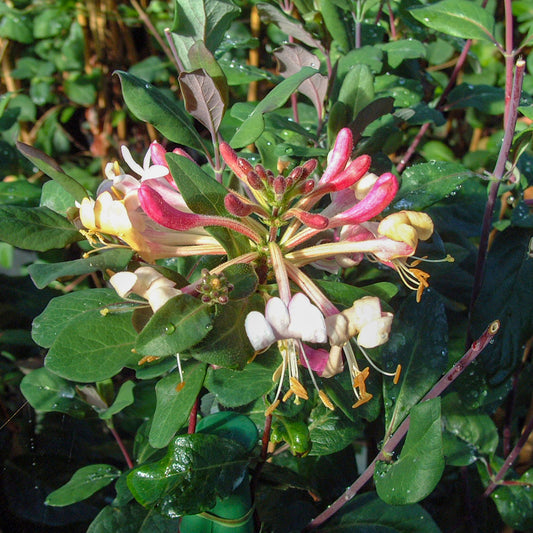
xmin=224 ymin=193 xmax=254 ymax=217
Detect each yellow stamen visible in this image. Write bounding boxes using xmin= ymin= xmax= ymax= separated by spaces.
xmin=319 ymin=390 xmax=335 ymax=410
xmin=265 ymin=399 xmax=281 ymax=416
xmin=138 ymin=355 xmax=160 ymax=365
xmin=393 ymin=364 xmax=402 ymax=384
xmin=282 ymin=389 xmax=294 ymax=402
xmin=352 ymin=367 xmax=370 ymax=392
xmin=289 ymin=377 xmax=309 ymax=400
xmin=352 ymin=392 xmax=373 ymax=409
xmin=175 ymin=381 xmax=186 ymax=392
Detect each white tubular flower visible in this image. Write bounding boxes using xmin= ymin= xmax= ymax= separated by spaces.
xmin=326 ymin=296 xmax=393 ymax=349
xmin=109 ymin=266 xmax=181 ymax=312
xmin=245 ymin=294 xmax=327 ymax=351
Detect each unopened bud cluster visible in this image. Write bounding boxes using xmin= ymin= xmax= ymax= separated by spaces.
xmin=197 ymin=269 xmax=233 ymax=305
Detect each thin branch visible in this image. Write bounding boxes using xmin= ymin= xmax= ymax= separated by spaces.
xmin=304 ymin=320 xmax=500 ymax=531
xmin=108 ymin=423 xmax=134 ymax=469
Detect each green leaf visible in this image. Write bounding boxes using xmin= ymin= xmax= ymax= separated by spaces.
xmin=221 ymin=263 xmax=258 ymax=300
xmin=46 ymin=464 xmax=121 ymax=506
xmin=382 ymin=291 xmax=448 ymax=434
xmin=338 ymin=64 xmax=374 ymax=121
xmin=470 ymin=228 xmax=533 ymax=387
xmin=409 ymin=0 xmax=495 ymax=42
xmin=64 ymin=72 xmax=98 ymax=106
xmin=317 ymin=492 xmax=442 ymax=532
xmin=165 ymin=152 xmax=250 ymax=257
xmin=40 ymin=180 xmax=76 ymax=214
xmin=127 ymin=433 xmax=248 ymax=517
xmin=99 ymin=381 xmax=136 ymax=420
xmin=481 ymin=463 xmax=533 ymax=531
xmin=32 ymin=288 xmax=125 ymax=349
xmin=186 ymin=296 xmax=261 ymax=369
xmin=116 ymin=71 xmax=206 ymax=152
xmin=28 ymin=249 xmax=133 ymax=289
xmin=149 ymin=362 xmax=207 ymax=448
xmin=317 ymin=280 xmax=399 ymax=308
xmin=43 ymin=294 xmax=139 ymax=382
xmin=0 ymin=9 xmax=33 ymax=44
xmin=447 ymin=83 xmax=505 ymax=115
xmin=0 ymin=180 xmax=41 ymax=207
xmin=16 ymin=142 xmax=88 ymax=203
xmin=196 ymin=411 xmax=258 ymax=453
xmin=0 ymin=206 xmax=82 ymax=251
xmin=391 ymin=161 xmax=477 ymax=211
xmin=441 ymin=393 xmax=498 ymax=466
xmin=20 ymin=367 xmax=89 ymax=418
xmin=205 ymin=349 xmax=278 ymax=407
xmin=135 ymin=294 xmax=213 ymax=356
xmin=375 ymin=398 xmax=445 ymax=505
xmin=381 ymin=39 xmax=426 ymax=69
xmin=308 ymin=405 xmax=363 ymax=456
xmin=230 ymin=67 xmax=318 ymax=148
xmin=87 ymin=502 xmax=179 ymax=532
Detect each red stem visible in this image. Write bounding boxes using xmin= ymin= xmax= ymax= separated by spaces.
xmin=108 ymin=424 xmax=134 ymax=469
xmin=188 ymin=397 xmax=200 ymax=434
xmin=304 ymin=320 xmax=500 ymax=531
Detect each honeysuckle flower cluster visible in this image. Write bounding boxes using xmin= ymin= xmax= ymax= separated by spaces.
xmin=78 ymin=128 xmax=438 ymax=413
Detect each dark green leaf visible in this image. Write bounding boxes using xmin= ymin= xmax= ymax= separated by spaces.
xmin=0 ymin=180 xmax=41 ymax=207
xmin=16 ymin=142 xmax=88 ymax=203
xmin=205 ymin=349 xmax=278 ymax=407
xmin=186 ymin=296 xmax=262 ymax=369
xmin=308 ymin=404 xmax=363 ymax=456
xmin=338 ymin=64 xmax=374 ymax=121
xmin=116 ymin=71 xmax=206 ymax=152
xmin=127 ymin=434 xmax=248 ymax=516
xmin=221 ymin=263 xmax=258 ymax=300
xmin=44 ymin=299 xmax=138 ymax=382
xmin=409 ymin=0 xmax=495 ymax=42
xmin=40 ymin=180 xmax=76 ymax=214
xmin=375 ymin=398 xmax=445 ymax=504
xmin=46 ymin=464 xmax=121 ymax=507
xmin=0 ymin=9 xmax=33 ymax=43
xmin=196 ymin=411 xmax=258 ymax=452
xmin=381 ymin=39 xmax=426 ymax=69
xmin=441 ymin=392 xmax=498 ymax=466
xmin=317 ymin=280 xmax=399 ymax=308
xmin=28 ymin=249 xmax=133 ymax=289
xmin=470 ymin=228 xmax=533 ymax=387
xmin=20 ymin=367 xmax=89 ymax=418
xmin=317 ymin=492 xmax=442 ymax=532
xmin=87 ymin=502 xmax=179 ymax=533
xmin=0 ymin=206 xmax=81 ymax=251
xmin=382 ymin=291 xmax=448 ymax=434
xmin=446 ymin=83 xmax=505 ymax=115
xmin=99 ymin=381 xmax=136 ymax=420
xmin=135 ymin=294 xmax=213 ymax=356
xmin=32 ymin=288 xmax=126 ymax=349
xmin=230 ymin=67 xmax=318 ymax=148
xmin=149 ymin=362 xmax=207 ymax=448
xmin=392 ymin=161 xmax=477 ymax=211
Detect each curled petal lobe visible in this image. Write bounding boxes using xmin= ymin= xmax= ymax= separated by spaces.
xmin=378 ymin=211 xmax=434 ymax=248
xmin=358 ymin=314 xmax=393 ymax=348
xmin=265 ymin=297 xmax=291 ymax=338
xmin=288 ymin=293 xmax=327 ymax=343
xmin=245 ymin=311 xmax=276 ymax=351
xmin=300 ymin=345 xmax=332 ymax=377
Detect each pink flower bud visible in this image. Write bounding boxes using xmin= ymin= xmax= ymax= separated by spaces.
xmin=237 ymin=157 xmax=253 ymax=176
xmin=273 ymin=176 xmax=285 ymax=195
xmin=289 ymin=209 xmax=329 ymax=229
xmin=220 ymin=142 xmax=248 ymax=180
xmin=319 ymin=128 xmax=353 ymax=185
xmin=247 ymin=170 xmax=264 ymax=190
xmin=328 ymin=172 xmax=399 ymax=228
xmin=224 ymin=193 xmax=254 ymax=217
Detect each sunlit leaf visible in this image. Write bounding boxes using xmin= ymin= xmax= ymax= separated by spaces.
xmin=375 ymin=398 xmax=445 ymax=504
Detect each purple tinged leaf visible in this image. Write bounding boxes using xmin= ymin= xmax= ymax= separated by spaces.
xmin=274 ymin=44 xmax=328 ymax=119
xmin=257 ymin=2 xmax=322 ymax=49
xmin=179 ymin=68 xmax=226 ymax=137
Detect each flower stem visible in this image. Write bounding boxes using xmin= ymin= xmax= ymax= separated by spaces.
xmin=468 ymin=59 xmax=525 ymax=342
xmin=304 ymin=320 xmax=500 ymax=531
xmin=107 ymin=423 xmax=134 ymax=470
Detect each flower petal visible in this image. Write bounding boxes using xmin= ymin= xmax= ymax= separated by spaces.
xmin=245 ymin=311 xmax=276 ymax=351
xmin=288 ymin=293 xmax=327 ymax=343
xmin=265 ymin=297 xmax=291 ymax=338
